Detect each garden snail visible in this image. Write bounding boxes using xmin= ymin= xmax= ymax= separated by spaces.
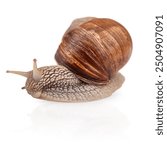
xmin=6 ymin=17 xmax=132 ymax=102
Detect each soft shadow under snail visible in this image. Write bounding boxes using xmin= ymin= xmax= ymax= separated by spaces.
xmin=7 ymin=17 xmax=132 ymax=102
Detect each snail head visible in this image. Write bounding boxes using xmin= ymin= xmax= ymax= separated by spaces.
xmin=6 ymin=59 xmax=43 ymax=98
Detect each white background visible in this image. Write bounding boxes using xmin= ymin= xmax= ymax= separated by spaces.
xmin=0 ymin=0 xmax=166 ymax=149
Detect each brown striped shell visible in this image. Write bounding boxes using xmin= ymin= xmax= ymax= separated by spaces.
xmin=55 ymin=17 xmax=132 ymax=85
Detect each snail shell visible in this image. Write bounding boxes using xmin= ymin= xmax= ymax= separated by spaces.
xmin=55 ymin=17 xmax=132 ymax=85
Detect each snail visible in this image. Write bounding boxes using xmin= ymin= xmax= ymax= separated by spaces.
xmin=6 ymin=17 xmax=132 ymax=102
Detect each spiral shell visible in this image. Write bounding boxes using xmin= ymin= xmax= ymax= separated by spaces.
xmin=55 ymin=17 xmax=132 ymax=85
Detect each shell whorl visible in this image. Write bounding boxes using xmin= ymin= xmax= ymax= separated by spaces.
xmin=55 ymin=17 xmax=132 ymax=85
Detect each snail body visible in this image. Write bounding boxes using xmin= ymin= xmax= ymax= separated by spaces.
xmin=7 ymin=17 xmax=132 ymax=102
